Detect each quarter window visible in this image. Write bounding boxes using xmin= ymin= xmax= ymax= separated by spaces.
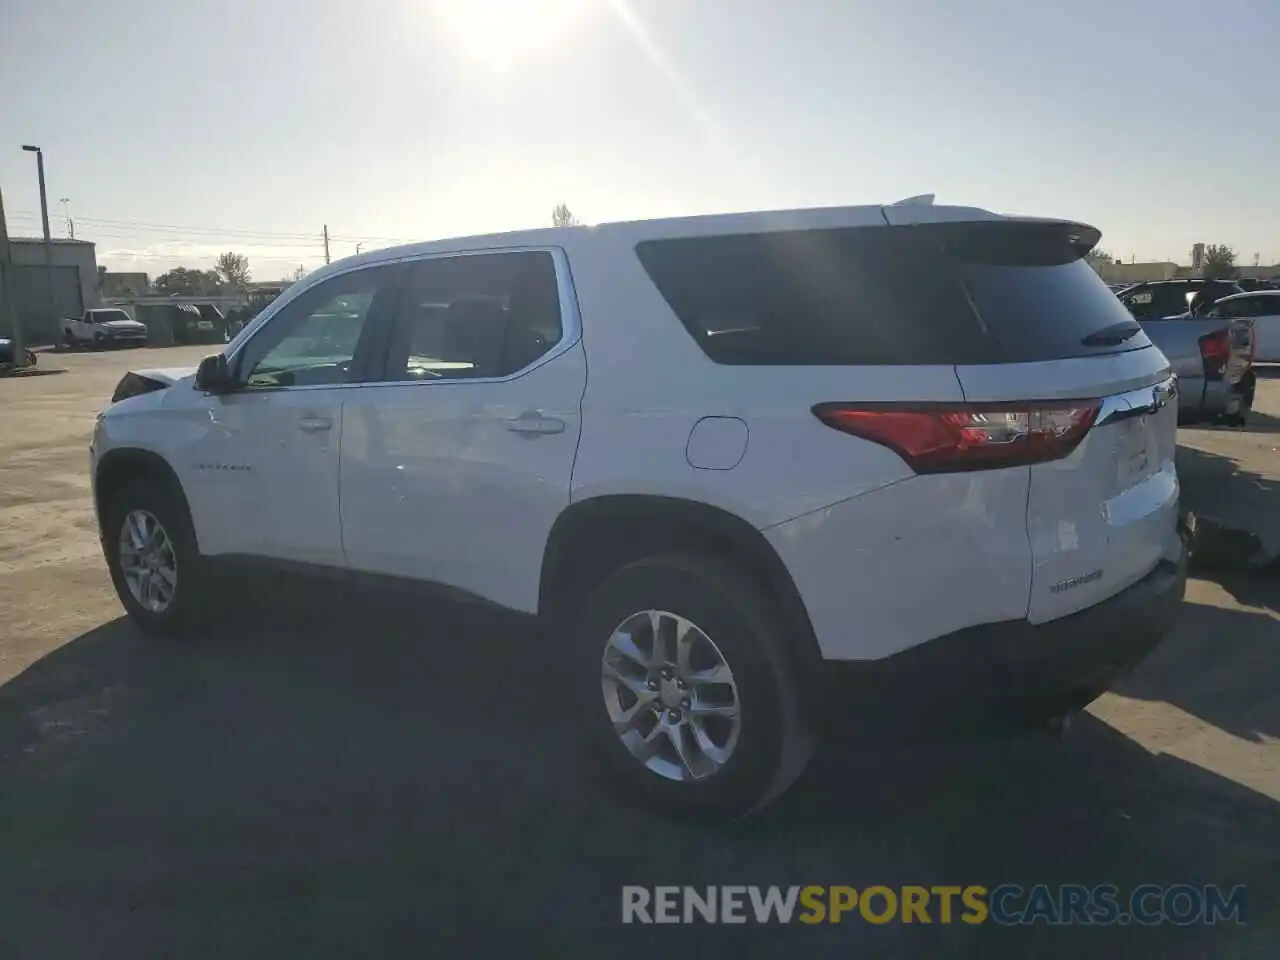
xmin=385 ymin=251 xmax=563 ymax=380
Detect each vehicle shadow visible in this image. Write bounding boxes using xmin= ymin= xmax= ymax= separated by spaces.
xmin=1240 ymin=409 xmax=1280 ymax=433
xmin=0 ymin=577 xmax=1275 ymax=958
xmin=1176 ymin=444 xmax=1280 ymax=574
xmin=1108 ymin=585 xmax=1279 ymax=745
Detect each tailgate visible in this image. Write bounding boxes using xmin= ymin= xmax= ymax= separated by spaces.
xmin=956 ymin=352 xmax=1180 ymax=623
xmin=1028 ymin=371 xmax=1179 ymax=622
xmin=924 ymin=217 xmax=1183 ymax=624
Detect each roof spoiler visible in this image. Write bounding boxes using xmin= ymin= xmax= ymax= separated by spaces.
xmin=888 ymin=194 xmax=936 ymax=207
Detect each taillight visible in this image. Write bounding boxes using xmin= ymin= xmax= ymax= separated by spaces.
xmin=1199 ymin=329 xmax=1230 ymax=380
xmin=812 ymin=402 xmax=1100 ymax=474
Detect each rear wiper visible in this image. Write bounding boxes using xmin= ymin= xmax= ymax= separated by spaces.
xmin=1081 ymin=321 xmax=1142 ymax=347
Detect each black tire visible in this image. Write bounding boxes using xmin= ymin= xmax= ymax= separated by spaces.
xmin=102 ymin=478 xmax=212 ymax=637
xmin=572 ymin=552 xmax=813 ymax=821
xmin=93 ymin=332 xmax=106 ymax=350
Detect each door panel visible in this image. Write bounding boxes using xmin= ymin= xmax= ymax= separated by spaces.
xmin=338 ymin=248 xmax=585 ymax=612
xmin=340 ymin=347 xmax=586 ymax=610
xmin=182 ymin=261 xmax=402 ymax=564
xmin=186 ymin=388 xmax=347 ymax=565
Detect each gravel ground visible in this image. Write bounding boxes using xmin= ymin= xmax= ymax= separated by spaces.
xmin=0 ymin=346 xmax=1276 ymax=958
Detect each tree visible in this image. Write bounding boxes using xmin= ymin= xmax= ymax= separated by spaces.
xmin=1202 ymin=244 xmax=1237 ymax=280
xmin=551 ymin=203 xmax=581 ymax=227
xmin=1085 ymin=248 xmax=1116 ymax=273
xmin=214 ymin=252 xmax=251 ymax=290
xmin=153 ymin=266 xmax=222 ymax=296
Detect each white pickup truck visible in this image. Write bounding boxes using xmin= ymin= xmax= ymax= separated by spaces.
xmin=63 ymin=308 xmax=149 ymax=349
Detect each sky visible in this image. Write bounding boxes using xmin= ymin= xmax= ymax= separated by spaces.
xmin=2 ymin=0 xmax=1278 ymax=279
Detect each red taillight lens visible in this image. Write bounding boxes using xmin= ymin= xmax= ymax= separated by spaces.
xmin=1199 ymin=329 xmax=1230 ymax=380
xmin=812 ymin=402 xmax=1100 ymax=473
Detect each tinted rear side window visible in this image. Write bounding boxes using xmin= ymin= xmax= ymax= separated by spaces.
xmin=636 ymin=222 xmax=1151 ymax=365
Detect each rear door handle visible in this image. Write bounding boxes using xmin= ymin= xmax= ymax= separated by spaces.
xmin=506 ymin=411 xmax=565 ymax=436
xmin=297 ymin=415 xmax=333 ymax=433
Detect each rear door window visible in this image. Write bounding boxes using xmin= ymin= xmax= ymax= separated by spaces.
xmin=384 ymin=251 xmax=564 ymax=381
xmin=636 ymin=222 xmax=1151 ymax=366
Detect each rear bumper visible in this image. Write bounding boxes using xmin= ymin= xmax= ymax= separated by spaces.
xmin=814 ymin=537 xmax=1188 ymax=739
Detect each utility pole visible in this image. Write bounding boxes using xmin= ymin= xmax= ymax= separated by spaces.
xmin=60 ymin=198 xmax=74 ymax=239
xmin=323 ymin=224 xmax=330 ymax=265
xmin=0 ymin=184 xmax=26 ymax=367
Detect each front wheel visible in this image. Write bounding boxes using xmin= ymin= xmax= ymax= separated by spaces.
xmin=103 ymin=479 xmax=212 ymax=637
xmin=572 ymin=553 xmax=813 ymax=821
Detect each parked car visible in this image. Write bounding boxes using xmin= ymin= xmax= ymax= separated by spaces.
xmin=62 ymin=308 xmax=149 ymax=349
xmin=1234 ymin=278 xmax=1278 ymax=293
xmin=89 ymin=200 xmax=1187 ymax=820
xmin=163 ymin=303 xmax=226 ymax=345
xmin=193 ymin=303 xmax=232 ymax=342
xmin=0 ymin=338 xmax=37 ymax=371
xmin=1116 ymin=281 xmax=1255 ymax=424
xmin=1207 ymin=290 xmax=1280 ymax=363
xmin=1115 ymin=279 xmax=1243 ymax=322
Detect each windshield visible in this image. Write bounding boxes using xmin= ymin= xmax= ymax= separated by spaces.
xmin=91 ymin=310 xmax=133 ymax=324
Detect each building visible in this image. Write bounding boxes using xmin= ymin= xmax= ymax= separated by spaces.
xmin=1093 ymin=259 xmax=1280 ymax=287
xmin=1093 ymin=260 xmax=1180 ymax=285
xmin=2 ymin=237 xmax=100 ymax=343
xmin=99 ymin=270 xmax=151 ymax=298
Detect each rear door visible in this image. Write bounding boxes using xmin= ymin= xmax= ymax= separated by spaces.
xmin=889 ymin=218 xmax=1181 ymax=624
xmin=339 ymin=248 xmax=585 ymax=613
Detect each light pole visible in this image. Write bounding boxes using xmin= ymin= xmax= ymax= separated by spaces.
xmin=22 ymin=145 xmax=55 ymax=350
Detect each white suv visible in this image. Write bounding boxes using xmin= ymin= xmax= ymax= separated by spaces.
xmin=90 ymin=199 xmax=1188 ymax=820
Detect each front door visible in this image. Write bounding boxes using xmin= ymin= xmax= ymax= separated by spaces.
xmin=340 ymin=249 xmax=585 ymax=612
xmin=182 ymin=263 xmax=401 ymax=566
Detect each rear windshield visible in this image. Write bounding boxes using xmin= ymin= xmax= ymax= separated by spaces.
xmin=635 ymin=222 xmax=1151 ymax=365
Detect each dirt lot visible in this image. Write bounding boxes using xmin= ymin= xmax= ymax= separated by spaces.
xmin=0 ymin=347 xmax=1276 ymax=957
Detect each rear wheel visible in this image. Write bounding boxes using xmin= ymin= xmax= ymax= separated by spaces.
xmin=103 ymin=479 xmax=212 ymax=637
xmin=573 ymin=553 xmax=813 ymax=821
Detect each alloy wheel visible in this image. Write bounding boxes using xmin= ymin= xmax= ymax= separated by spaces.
xmin=118 ymin=508 xmax=178 ymax=613
xmin=601 ymin=609 xmax=741 ymax=782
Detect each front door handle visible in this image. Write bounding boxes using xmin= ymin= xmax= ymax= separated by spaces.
xmin=505 ymin=411 xmax=565 ymax=436
xmin=297 ymin=415 xmax=333 ymax=433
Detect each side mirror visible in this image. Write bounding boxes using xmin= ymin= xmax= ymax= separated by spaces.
xmin=194 ymin=354 xmax=235 ymax=393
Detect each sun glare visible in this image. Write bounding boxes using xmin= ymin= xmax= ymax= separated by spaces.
xmin=430 ymin=0 xmax=595 ymax=70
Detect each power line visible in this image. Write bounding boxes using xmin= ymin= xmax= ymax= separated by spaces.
xmin=8 ymin=208 xmax=421 ymax=246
